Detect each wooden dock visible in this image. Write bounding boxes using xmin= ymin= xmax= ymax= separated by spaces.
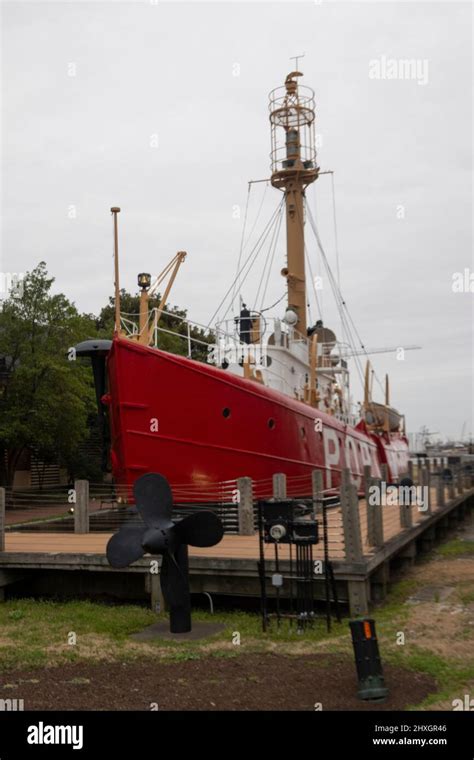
xmin=0 ymin=463 xmax=473 ymax=616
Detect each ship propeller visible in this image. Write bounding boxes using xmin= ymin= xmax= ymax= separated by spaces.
xmin=106 ymin=473 xmax=223 ymax=633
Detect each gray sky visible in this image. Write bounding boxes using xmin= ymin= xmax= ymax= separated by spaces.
xmin=2 ymin=0 xmax=472 ymax=440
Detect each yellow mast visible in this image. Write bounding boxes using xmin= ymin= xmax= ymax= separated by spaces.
xmin=269 ymin=71 xmax=319 ymax=338
xmin=111 ymin=207 xmax=121 ymax=335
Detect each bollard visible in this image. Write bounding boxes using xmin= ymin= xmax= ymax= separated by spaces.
xmin=349 ymin=618 xmax=388 ymax=701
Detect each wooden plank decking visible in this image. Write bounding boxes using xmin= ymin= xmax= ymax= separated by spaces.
xmin=1 ymin=487 xmax=471 ymax=563
xmin=0 ymin=479 xmax=472 ymax=616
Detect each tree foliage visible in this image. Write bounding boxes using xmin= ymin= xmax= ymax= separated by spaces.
xmin=0 ymin=263 xmax=96 ymax=486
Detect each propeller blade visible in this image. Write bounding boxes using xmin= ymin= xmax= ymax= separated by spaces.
xmin=133 ymin=473 xmax=173 ymax=528
xmin=175 ymin=511 xmax=224 ymax=547
xmin=160 ymin=549 xmax=191 ymax=610
xmin=106 ymin=527 xmax=145 ymax=568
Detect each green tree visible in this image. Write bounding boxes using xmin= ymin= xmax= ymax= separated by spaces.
xmin=0 ymin=262 xmax=97 ymax=487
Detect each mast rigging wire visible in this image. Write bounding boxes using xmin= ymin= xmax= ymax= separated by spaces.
xmin=305 ymin=203 xmax=386 ymax=398
xmin=206 ymin=197 xmax=285 ymax=329
xmin=231 ymin=182 xmax=251 ymax=311
xmin=231 ymin=181 xmax=269 ymax=316
xmin=254 ymin=201 xmax=284 ymax=313
xmin=260 ymin=292 xmax=287 ymax=313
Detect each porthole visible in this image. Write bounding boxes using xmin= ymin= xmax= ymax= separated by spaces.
xmin=222 ymin=407 xmax=231 ymax=418
xmin=268 ymin=418 xmax=275 ymax=429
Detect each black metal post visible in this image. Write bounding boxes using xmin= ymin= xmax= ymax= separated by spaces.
xmin=349 ymin=618 xmax=388 ymax=700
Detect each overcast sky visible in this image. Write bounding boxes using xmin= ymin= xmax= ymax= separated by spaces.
xmin=1 ymin=1 xmax=472 ymax=441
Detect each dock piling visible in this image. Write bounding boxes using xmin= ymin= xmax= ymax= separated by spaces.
xmin=237 ymin=476 xmax=255 ymax=535
xmin=421 ymin=468 xmax=432 ymax=515
xmin=272 ymin=473 xmax=287 ymax=499
xmin=436 ymin=469 xmax=445 ymax=508
xmin=312 ymin=470 xmax=324 ymax=517
xmin=341 ymin=469 xmax=363 ymax=563
xmin=365 ymin=469 xmax=384 ymax=550
xmin=74 ymin=480 xmax=90 ymax=534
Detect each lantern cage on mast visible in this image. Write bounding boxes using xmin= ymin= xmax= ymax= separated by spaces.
xmin=268 ymin=71 xmax=319 ymax=338
xmin=269 ymin=71 xmax=319 ymax=190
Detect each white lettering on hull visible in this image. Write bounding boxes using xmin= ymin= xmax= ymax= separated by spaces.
xmin=323 ymin=427 xmax=340 ymax=489
xmin=322 ymin=426 xmax=384 ymax=490
xmin=345 ymin=437 xmax=361 ymax=489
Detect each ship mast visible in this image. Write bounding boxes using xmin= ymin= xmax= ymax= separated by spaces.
xmin=111 ymin=207 xmax=122 ymax=335
xmin=269 ymin=70 xmax=319 ymax=338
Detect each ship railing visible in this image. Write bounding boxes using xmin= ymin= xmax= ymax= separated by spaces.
xmin=214 ymin=316 xmax=353 ymax=366
xmin=214 ymin=316 xmax=352 ymax=354
xmin=214 ymin=315 xmax=309 ymax=348
xmin=152 ymin=324 xmax=212 ymax=355
xmin=120 ymin=307 xmax=237 ymax=358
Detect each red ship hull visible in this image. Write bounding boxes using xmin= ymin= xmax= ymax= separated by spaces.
xmin=104 ymin=338 xmax=409 ymax=501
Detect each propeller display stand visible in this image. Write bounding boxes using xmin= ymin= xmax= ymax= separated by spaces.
xmin=106 ymin=473 xmax=224 ymax=634
xmin=166 ymin=544 xmax=191 ymax=633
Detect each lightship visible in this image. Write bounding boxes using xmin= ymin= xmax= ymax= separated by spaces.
xmin=77 ymin=70 xmax=409 ymax=501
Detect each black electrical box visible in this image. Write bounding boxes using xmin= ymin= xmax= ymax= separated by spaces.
xmin=259 ymin=499 xmax=318 ymax=545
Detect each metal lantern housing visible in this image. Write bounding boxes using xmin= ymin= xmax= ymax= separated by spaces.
xmin=138 ymin=272 xmax=151 ymax=291
xmin=269 ymin=72 xmax=319 ymax=190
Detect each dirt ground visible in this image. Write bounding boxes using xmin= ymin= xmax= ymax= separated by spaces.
xmin=0 ymin=653 xmax=436 ymax=711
